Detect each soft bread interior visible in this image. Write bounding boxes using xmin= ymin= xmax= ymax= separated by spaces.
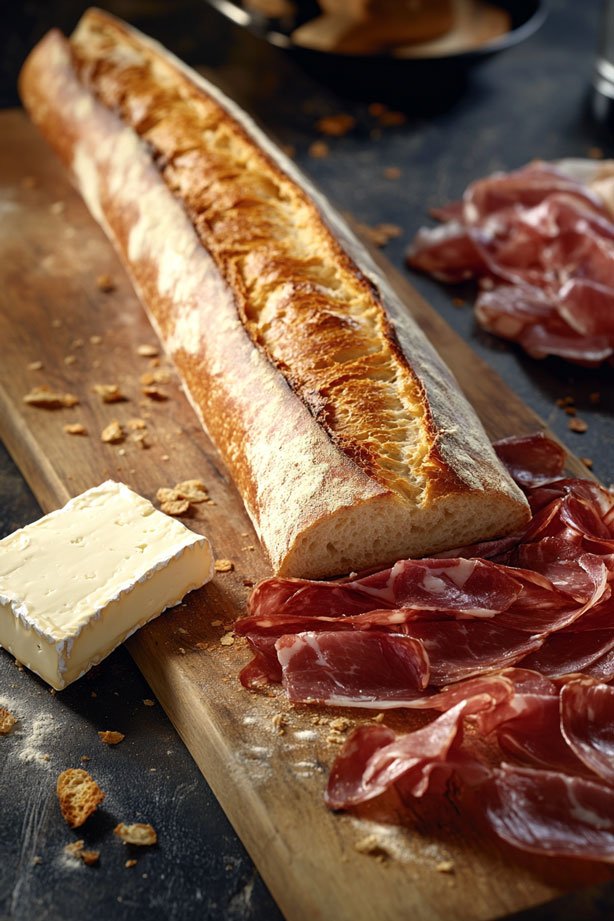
xmin=282 ymin=489 xmax=524 ymax=579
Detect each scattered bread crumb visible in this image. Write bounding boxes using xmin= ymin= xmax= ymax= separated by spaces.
xmin=0 ymin=707 xmax=17 ymax=735
xmin=368 ymin=102 xmax=386 ymax=117
xmin=452 ymin=297 xmax=465 ymax=307
xmin=329 ymin=717 xmax=351 ymax=732
xmin=581 ymin=457 xmax=594 ymax=469
xmin=128 ymin=418 xmax=147 ymax=430
xmin=98 ymin=730 xmax=125 ymax=746
xmin=90 ymin=335 xmax=102 ymax=345
xmin=436 ymin=860 xmax=455 ymax=874
xmin=326 ymin=732 xmax=345 ymax=744
xmin=72 ymin=338 xmax=84 ymax=349
xmin=378 ymin=110 xmax=406 ymax=127
xmin=356 ymin=222 xmax=403 ymax=247
xmin=215 ymin=559 xmax=234 ymax=573
xmin=556 ymin=395 xmax=574 ymax=407
xmin=568 ymin=418 xmax=588 ymax=433
xmin=354 ymin=834 xmax=389 ymax=860
xmin=96 ymin=274 xmax=115 ymax=293
xmin=140 ymin=368 xmax=171 ymax=386
xmin=32 ymin=855 xmax=43 ymax=865
xmin=383 ymin=166 xmax=401 ymax=180
xmin=114 ymin=823 xmax=157 ymax=846
xmin=125 ymin=859 xmax=138 ymax=869
xmin=371 ymin=713 xmax=385 ymax=723
xmin=27 ymin=360 xmax=43 ymax=371
xmin=51 ymin=318 xmax=62 ymax=328
xmin=142 ymin=385 xmax=168 ymax=401
xmin=101 ymin=420 xmax=125 ymax=444
xmin=143 ymin=699 xmax=155 ymax=707
xmin=22 ymin=175 xmax=39 ymax=189
xmin=308 ymin=140 xmax=330 ymax=159
xmin=64 ymin=355 xmax=77 ymax=366
xmin=271 ymin=713 xmax=287 ymax=735
xmin=137 ymin=344 xmax=159 ymax=358
xmin=160 ymin=497 xmax=190 ymax=516
xmin=64 ymin=840 xmax=100 ymax=866
xmin=23 ymin=386 xmax=79 ymax=409
xmin=56 ymin=769 xmax=105 ymax=829
xmin=63 ymin=423 xmax=88 ymax=436
xmin=130 ymin=430 xmax=149 ymax=450
xmin=93 ymin=384 xmax=127 ymax=404
xmin=211 ymin=619 xmax=223 ymax=627
xmin=220 ymin=633 xmax=235 ymax=646
xmin=80 ymin=755 xmax=91 ymax=763
xmin=50 ymin=201 xmax=65 ymax=215
xmin=174 ymin=480 xmax=208 ymax=503
xmin=315 ymin=114 xmax=356 ymax=137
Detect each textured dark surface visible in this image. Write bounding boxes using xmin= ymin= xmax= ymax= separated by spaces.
xmin=1 ymin=0 xmax=613 ymax=919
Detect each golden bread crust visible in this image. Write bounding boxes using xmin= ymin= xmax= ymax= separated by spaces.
xmin=19 ymin=12 xmax=530 ymax=578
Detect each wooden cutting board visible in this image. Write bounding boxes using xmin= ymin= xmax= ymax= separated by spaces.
xmin=1 ymin=108 xmax=611 ymax=921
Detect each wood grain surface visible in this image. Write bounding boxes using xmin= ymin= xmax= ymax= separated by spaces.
xmin=1 ymin=108 xmax=611 ymax=921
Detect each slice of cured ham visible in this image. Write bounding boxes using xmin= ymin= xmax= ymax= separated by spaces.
xmin=407 ymin=161 xmax=614 ymax=365
xmin=239 ymin=433 xmax=614 ymax=863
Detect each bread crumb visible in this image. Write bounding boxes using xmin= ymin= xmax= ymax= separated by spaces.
xmin=569 ymin=418 xmax=588 ymax=433
xmin=0 ymin=706 xmax=17 ymax=735
xmin=581 ymin=457 xmax=594 ymax=469
xmin=315 ymin=114 xmax=356 ymax=137
xmin=64 ymin=355 xmax=77 ymax=366
xmin=160 ymin=497 xmax=190 ymax=516
xmin=271 ymin=713 xmax=287 ymax=735
xmin=23 ymin=386 xmax=79 ymax=409
xmin=27 ymin=360 xmax=43 ymax=371
xmin=220 ymin=633 xmax=235 ymax=647
xmin=72 ymin=338 xmax=84 ymax=349
xmin=556 ymin=395 xmax=574 ymax=407
xmin=211 ymin=619 xmax=223 ymax=627
xmin=125 ymin=859 xmax=138 ymax=869
xmin=378 ymin=110 xmax=406 ymax=127
xmin=96 ymin=274 xmax=115 ymax=293
xmin=161 ymin=454 xmax=170 ymax=462
xmin=32 ymin=855 xmax=43 ymax=865
xmin=140 ymin=368 xmax=171 ymax=386
xmin=80 ymin=755 xmax=91 ymax=763
xmin=114 ymin=823 xmax=157 ymax=846
xmin=98 ymin=730 xmax=125 ymax=746
xmin=90 ymin=335 xmax=103 ymax=345
xmin=356 ymin=222 xmax=403 ymax=247
xmin=564 ymin=406 xmax=576 ymax=416
xmin=215 ymin=559 xmax=234 ymax=573
xmin=436 ymin=860 xmax=455 ymax=874
xmin=174 ymin=480 xmax=208 ymax=503
xmin=130 ymin=430 xmax=149 ymax=450
xmin=137 ymin=344 xmax=159 ymax=358
xmin=63 ymin=423 xmax=88 ymax=436
xmin=50 ymin=201 xmax=65 ymax=215
xmin=354 ymin=834 xmax=389 ymax=859
xmin=383 ymin=166 xmax=401 ymax=180
xmin=101 ymin=420 xmax=125 ymax=444
xmin=81 ymin=849 xmax=100 ymax=866
xmin=93 ymin=384 xmax=127 ymax=404
xmin=143 ymin=699 xmax=155 ymax=707
xmin=22 ymin=175 xmax=39 ymax=189
xmin=308 ymin=140 xmax=330 ymax=159
xmin=326 ymin=732 xmax=345 ymax=744
xmin=452 ymin=297 xmax=465 ymax=307
xmin=329 ymin=717 xmax=351 ymax=732
xmin=142 ymin=385 xmax=168 ymax=401
xmin=56 ymin=769 xmax=105 ymax=828
xmin=371 ymin=713 xmax=385 ymax=723
xmin=51 ymin=319 xmax=62 ymax=328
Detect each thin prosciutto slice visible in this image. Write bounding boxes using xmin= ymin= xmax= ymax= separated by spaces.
xmin=482 ymin=766 xmax=614 ymax=862
xmin=561 ymin=680 xmax=614 ymax=784
xmin=407 ymin=161 xmax=614 ymax=365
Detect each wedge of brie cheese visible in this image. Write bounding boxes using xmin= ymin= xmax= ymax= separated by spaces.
xmin=0 ymin=481 xmax=214 ymax=689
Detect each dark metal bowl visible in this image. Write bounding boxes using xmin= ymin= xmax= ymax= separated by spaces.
xmin=202 ymin=0 xmax=547 ymax=104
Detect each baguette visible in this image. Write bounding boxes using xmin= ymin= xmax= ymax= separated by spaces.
xmin=19 ymin=9 xmax=530 ymax=579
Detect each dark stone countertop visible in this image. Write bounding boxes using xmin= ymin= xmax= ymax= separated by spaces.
xmin=1 ymin=1 xmax=613 ymax=919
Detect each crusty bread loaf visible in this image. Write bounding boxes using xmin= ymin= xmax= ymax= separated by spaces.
xmin=19 ymin=9 xmax=530 ymax=579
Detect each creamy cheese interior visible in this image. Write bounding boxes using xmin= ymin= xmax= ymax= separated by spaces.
xmin=0 ymin=481 xmax=213 ymax=689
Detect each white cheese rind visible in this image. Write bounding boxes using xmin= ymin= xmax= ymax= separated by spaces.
xmin=0 ymin=481 xmax=214 ymax=689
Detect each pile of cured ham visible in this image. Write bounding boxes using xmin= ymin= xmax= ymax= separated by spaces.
xmin=236 ymin=434 xmax=614 ymax=863
xmin=407 ymin=160 xmax=614 ymax=365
